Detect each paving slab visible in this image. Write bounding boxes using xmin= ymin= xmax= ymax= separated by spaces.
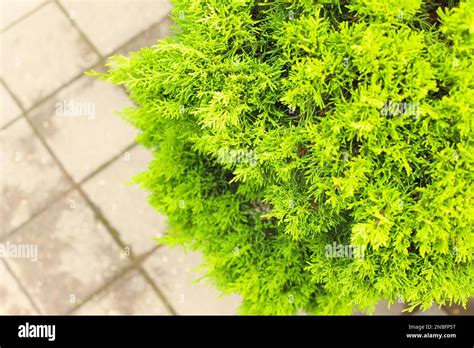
xmin=29 ymin=75 xmax=136 ymax=182
xmin=0 ymin=119 xmax=70 ymax=237
xmin=5 ymin=190 xmax=131 ymax=314
xmin=0 ymin=261 xmax=37 ymax=314
xmin=1 ymin=2 xmax=98 ymax=109
xmin=60 ymin=0 xmax=171 ymax=56
xmin=144 ymin=247 xmax=242 ymax=315
xmin=74 ymin=269 xmax=170 ymax=315
xmin=83 ymin=146 xmax=167 ymax=256
xmin=115 ymin=16 xmax=173 ymax=58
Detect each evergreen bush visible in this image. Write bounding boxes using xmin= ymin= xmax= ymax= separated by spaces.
xmin=92 ymin=0 xmax=474 ymax=314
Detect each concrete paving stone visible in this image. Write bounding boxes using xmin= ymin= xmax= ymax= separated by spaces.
xmin=29 ymin=75 xmax=136 ymax=182
xmin=83 ymin=146 xmax=167 ymax=256
xmin=5 ymin=190 xmax=131 ymax=314
xmin=0 ymin=260 xmax=37 ymax=314
xmin=0 ymin=0 xmax=46 ymax=31
xmin=0 ymin=118 xmax=70 ymax=237
xmin=115 ymin=16 xmax=173 ymax=58
xmin=60 ymin=0 xmax=171 ymax=56
xmin=0 ymin=82 xmax=22 ymax=127
xmin=1 ymin=2 xmax=98 ymax=109
xmin=74 ymin=269 xmax=170 ymax=315
xmin=144 ymin=247 xmax=242 ymax=315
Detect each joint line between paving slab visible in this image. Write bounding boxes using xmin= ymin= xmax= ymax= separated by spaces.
xmin=1 ymin=79 xmax=27 ymax=112
xmin=1 ymin=114 xmax=24 ymax=131
xmin=0 ymin=0 xmax=50 ymax=34
xmin=79 ymin=142 xmax=138 ymax=185
xmin=138 ymin=266 xmax=178 ymax=315
xmin=2 ymin=259 xmax=43 ymax=314
xmin=53 ymin=0 xmax=104 ymax=61
xmin=0 ymin=188 xmax=76 ymax=244
xmin=0 ymin=79 xmax=29 ymax=130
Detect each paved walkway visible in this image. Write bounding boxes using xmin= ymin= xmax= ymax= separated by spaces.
xmin=1 ymin=0 xmax=466 ymax=316
xmin=1 ymin=0 xmax=241 ymax=315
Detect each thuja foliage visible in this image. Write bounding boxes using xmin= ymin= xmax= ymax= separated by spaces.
xmin=93 ymin=0 xmax=474 ymax=314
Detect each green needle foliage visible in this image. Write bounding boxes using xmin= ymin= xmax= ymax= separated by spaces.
xmin=92 ymin=0 xmax=474 ymax=314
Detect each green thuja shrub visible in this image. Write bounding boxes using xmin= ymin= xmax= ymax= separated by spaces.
xmin=92 ymin=0 xmax=474 ymax=314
